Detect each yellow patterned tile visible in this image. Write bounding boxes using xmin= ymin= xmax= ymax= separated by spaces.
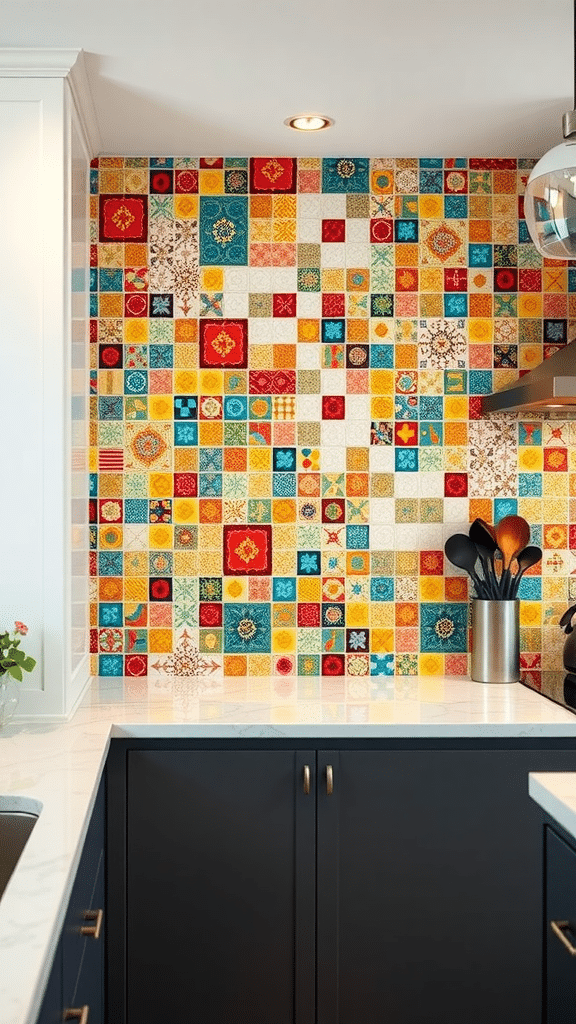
xmin=99 ymin=474 xmax=123 ymax=497
xmin=249 ymin=344 xmax=273 ymax=368
xmin=543 ymin=267 xmax=568 ymax=292
xmin=173 ymin=498 xmax=198 ymax=524
xmin=298 ymin=577 xmax=321 ymax=602
xmin=518 ymin=447 xmax=543 ymax=472
xmin=124 ymin=319 xmax=149 ymax=344
xmin=419 ymin=293 xmax=443 ymax=316
xmin=149 ymin=629 xmax=173 ymax=653
xmin=147 ymin=395 xmax=172 ymax=420
xmin=99 ymin=524 xmax=123 ymax=549
xmin=396 ymin=550 xmax=419 ymax=575
xmin=322 ymin=269 xmax=345 ymax=291
xmin=517 ymin=293 xmax=542 ymax=318
xmin=371 ymin=628 xmax=394 ymax=652
xmin=174 ymin=195 xmax=198 ymax=219
xmin=346 ymin=603 xmax=369 ymax=626
xmin=198 ymin=550 xmax=222 ymax=574
xmin=166 ymin=561 xmax=193 ymax=596
xmin=199 ymin=369 xmax=223 ymax=394
xmin=174 ymin=343 xmax=198 ymax=368
xmin=518 ymin=498 xmax=542 ymax=522
xmin=519 ymin=602 xmax=542 ymax=626
xmin=370 ymin=370 xmax=394 ymax=394
xmin=124 ymin=168 xmax=148 ymax=194
xmin=444 ymin=422 xmax=468 ymax=446
xmin=123 ymin=577 xmax=147 ymax=601
xmin=250 ymin=219 xmax=272 ymax=241
xmin=273 ymin=220 xmax=297 ymax=242
xmin=370 ymin=604 xmax=395 ymax=626
xmin=272 ymin=628 xmax=296 ymax=653
xmin=223 ymin=577 xmax=247 ymax=601
xmin=371 ymin=396 xmax=394 ymax=418
xmin=247 ymin=655 xmax=272 ymax=676
xmin=248 ymin=448 xmax=271 ymax=471
xmin=468 ymin=318 xmax=493 ymax=343
xmin=149 ymin=523 xmax=172 ymax=549
xmin=418 ymin=653 xmax=444 ymax=676
xmin=273 ymin=549 xmax=296 ymax=574
xmin=444 ymin=396 xmax=468 ymax=419
xmin=419 ymin=577 xmax=444 ymax=601
xmin=543 ymin=476 xmax=568 ymax=499
xmin=419 ymin=370 xmax=443 ymax=395
xmin=199 ymin=169 xmax=224 ymax=193
xmin=199 ymin=421 xmax=223 ymax=445
xmin=201 ymin=267 xmax=223 ymax=291
xmin=419 ymin=195 xmax=443 ymax=219
xmin=148 ymin=471 xmax=172 ymax=498
xmin=99 ymin=293 xmax=123 ymax=317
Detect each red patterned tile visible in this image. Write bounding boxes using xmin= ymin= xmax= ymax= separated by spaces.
xmin=272 ymin=293 xmax=297 ymax=317
xmin=419 ymin=550 xmax=444 ymax=575
xmin=370 ymin=219 xmax=393 ymax=243
xmin=223 ymin=525 xmax=273 ymax=575
xmin=444 ymin=472 xmax=468 ymax=497
xmin=322 ymin=395 xmax=345 ymax=419
xmin=200 ymin=319 xmax=248 ymax=368
xmin=199 ymin=603 xmax=223 ymax=627
xmin=249 ymin=370 xmax=296 ymax=394
xmin=250 ymin=157 xmax=297 ymax=193
xmin=99 ymin=195 xmax=148 ymax=242
xmin=322 ymin=219 xmax=345 ymax=242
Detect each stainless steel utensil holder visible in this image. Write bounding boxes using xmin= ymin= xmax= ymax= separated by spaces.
xmin=470 ymin=599 xmax=520 ymax=683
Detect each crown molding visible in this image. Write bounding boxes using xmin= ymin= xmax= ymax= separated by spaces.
xmin=0 ymin=48 xmax=81 ymax=76
xmin=0 ymin=48 xmax=101 ymax=157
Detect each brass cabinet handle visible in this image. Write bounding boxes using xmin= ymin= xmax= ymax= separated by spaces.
xmin=81 ymin=908 xmax=103 ymax=940
xmin=65 ymin=1007 xmax=89 ymax=1024
xmin=551 ymin=919 xmax=576 ymax=956
xmin=326 ymin=764 xmax=333 ymax=796
xmin=303 ymin=764 xmax=310 ymax=795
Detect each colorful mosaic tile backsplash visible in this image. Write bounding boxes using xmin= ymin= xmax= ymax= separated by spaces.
xmin=89 ymin=155 xmax=576 ymax=683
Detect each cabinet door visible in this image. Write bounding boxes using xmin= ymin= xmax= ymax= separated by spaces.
xmin=126 ymin=749 xmax=315 ymax=1024
xmin=317 ymin=748 xmax=576 ymax=1024
xmin=35 ymin=939 xmax=62 ymax=1024
xmin=545 ymin=827 xmax=576 ymax=1023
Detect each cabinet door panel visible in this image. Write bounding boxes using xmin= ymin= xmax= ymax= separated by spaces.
xmin=317 ymin=748 xmax=576 ymax=1024
xmin=127 ymin=749 xmax=315 ymax=1024
xmin=545 ymin=827 xmax=576 ymax=1023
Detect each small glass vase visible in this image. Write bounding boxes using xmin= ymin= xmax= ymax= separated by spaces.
xmin=0 ymin=676 xmax=19 ymax=727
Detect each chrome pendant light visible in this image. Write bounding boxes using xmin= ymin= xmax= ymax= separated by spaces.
xmin=524 ymin=0 xmax=576 ymax=258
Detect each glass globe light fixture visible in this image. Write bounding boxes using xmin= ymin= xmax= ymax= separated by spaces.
xmin=524 ymin=1 xmax=576 ymax=258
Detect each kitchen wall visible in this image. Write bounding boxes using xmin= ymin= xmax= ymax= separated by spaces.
xmin=90 ymin=155 xmax=576 ymax=683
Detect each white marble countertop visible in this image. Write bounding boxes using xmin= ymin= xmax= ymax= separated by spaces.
xmin=529 ymin=771 xmax=576 ymax=841
xmin=4 ymin=672 xmax=576 ymax=1024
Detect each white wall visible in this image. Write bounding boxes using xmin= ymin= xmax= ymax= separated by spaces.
xmin=0 ymin=59 xmax=93 ymax=718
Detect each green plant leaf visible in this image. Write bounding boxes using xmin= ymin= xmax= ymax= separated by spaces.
xmin=20 ymin=657 xmax=36 ymax=672
xmin=7 ymin=664 xmax=22 ymax=682
xmin=11 ymin=649 xmax=25 ymax=664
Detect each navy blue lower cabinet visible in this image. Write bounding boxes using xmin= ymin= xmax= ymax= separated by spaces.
xmin=113 ymin=741 xmax=576 ymax=1024
xmin=35 ymin=776 xmax=105 ymax=1024
xmin=545 ymin=826 xmax=576 ymax=1022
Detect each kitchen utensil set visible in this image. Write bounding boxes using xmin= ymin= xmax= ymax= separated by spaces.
xmin=444 ymin=515 xmax=542 ymax=600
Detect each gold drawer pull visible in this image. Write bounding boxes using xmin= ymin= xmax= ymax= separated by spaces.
xmin=326 ymin=764 xmax=333 ymax=796
xmin=65 ymin=1006 xmax=89 ymax=1024
xmin=303 ymin=765 xmax=310 ymax=795
xmin=551 ymin=919 xmax=576 ymax=956
xmin=81 ymin=908 xmax=103 ymax=940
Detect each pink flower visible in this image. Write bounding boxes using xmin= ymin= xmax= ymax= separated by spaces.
xmin=14 ymin=621 xmax=28 ymax=635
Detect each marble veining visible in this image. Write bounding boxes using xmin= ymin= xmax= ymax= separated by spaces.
xmin=3 ymin=675 xmax=576 ymax=1024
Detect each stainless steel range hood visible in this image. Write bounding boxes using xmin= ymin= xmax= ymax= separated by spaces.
xmin=482 ymin=340 xmax=576 ymax=414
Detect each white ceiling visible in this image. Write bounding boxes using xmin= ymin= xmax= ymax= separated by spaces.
xmin=2 ymin=0 xmax=574 ymax=158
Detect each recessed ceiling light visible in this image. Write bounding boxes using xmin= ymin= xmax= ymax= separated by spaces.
xmin=284 ymin=114 xmax=334 ymax=132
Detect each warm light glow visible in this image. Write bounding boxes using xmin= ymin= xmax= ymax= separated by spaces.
xmin=284 ymin=114 xmax=334 ymax=131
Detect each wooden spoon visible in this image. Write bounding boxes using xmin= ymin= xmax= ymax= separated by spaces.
xmin=495 ymin=515 xmax=531 ymax=599
xmin=495 ymin=515 xmax=531 ymax=570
